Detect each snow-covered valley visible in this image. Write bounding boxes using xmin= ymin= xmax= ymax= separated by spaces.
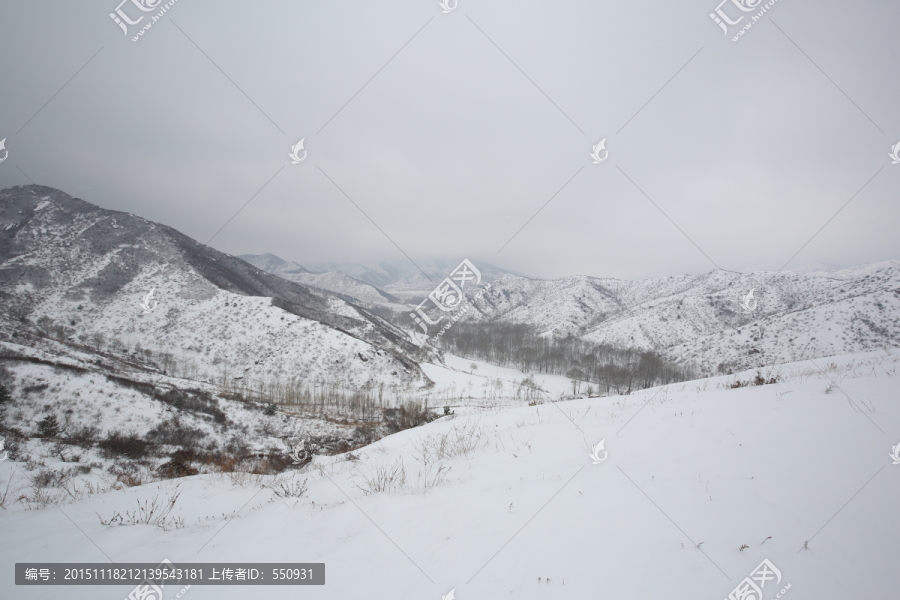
xmin=2 ymin=0 xmax=896 ymax=596
xmin=1 ymin=185 xmax=899 ymax=599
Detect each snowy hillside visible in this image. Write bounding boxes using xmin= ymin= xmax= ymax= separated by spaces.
xmin=0 ymin=340 xmax=367 ymax=462
xmin=0 ymin=185 xmax=431 ymax=392
xmin=463 ymin=264 xmax=900 ymax=375
xmin=2 ymin=349 xmax=897 ymax=599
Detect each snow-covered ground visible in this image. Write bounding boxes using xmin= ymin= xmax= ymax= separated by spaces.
xmin=420 ymin=353 xmax=585 ymax=409
xmin=2 ymin=350 xmax=898 ymax=599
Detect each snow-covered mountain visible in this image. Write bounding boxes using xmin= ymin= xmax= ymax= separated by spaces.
xmin=241 ymin=244 xmax=900 ymax=378
xmin=237 ymin=252 xmax=313 ymax=277
xmin=303 ymin=258 xmax=527 ymax=302
xmin=239 ymin=253 xmax=406 ymax=308
xmin=461 ymin=264 xmax=900 ymax=375
xmin=0 ymin=185 xmax=431 ymax=391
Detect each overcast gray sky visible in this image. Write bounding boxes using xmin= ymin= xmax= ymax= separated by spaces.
xmin=1 ymin=0 xmax=897 ymax=281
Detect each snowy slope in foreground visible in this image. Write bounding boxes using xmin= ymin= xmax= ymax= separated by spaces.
xmin=2 ymin=350 xmax=898 ymax=599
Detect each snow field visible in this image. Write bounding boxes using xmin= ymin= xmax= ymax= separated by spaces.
xmin=1 ymin=350 xmax=898 ymax=599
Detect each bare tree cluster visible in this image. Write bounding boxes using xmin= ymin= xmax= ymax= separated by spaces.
xmin=435 ymin=322 xmax=695 ymax=394
xmin=219 ymin=375 xmax=416 ymax=421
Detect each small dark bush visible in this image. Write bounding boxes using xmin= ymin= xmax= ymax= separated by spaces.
xmin=224 ymin=435 xmax=251 ymax=459
xmin=63 ymin=425 xmax=101 ymax=448
xmin=98 ymin=432 xmax=153 ymax=459
xmin=351 ymin=426 xmax=378 ymax=447
xmin=37 ymin=415 xmax=60 ymax=438
xmin=244 ymin=450 xmax=295 ymax=474
xmin=109 ymin=463 xmax=144 ymax=487
xmin=32 ymin=468 xmax=70 ymax=488
xmin=146 ymin=418 xmax=206 ymax=447
xmin=730 ymin=371 xmax=781 ymax=389
xmin=272 ymin=478 xmax=308 ymax=498
xmin=383 ymin=401 xmax=434 ymax=433
xmin=156 ymin=389 xmax=227 ymax=424
xmin=157 ymin=451 xmax=200 ymax=479
xmin=264 ymin=403 xmax=277 ymax=416
xmin=0 ymin=383 xmax=12 ymax=409
xmin=0 ymin=434 xmax=22 ymax=460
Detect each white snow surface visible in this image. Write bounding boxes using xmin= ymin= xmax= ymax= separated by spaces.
xmin=420 ymin=353 xmax=580 ymax=408
xmin=2 ymin=350 xmax=898 ymax=599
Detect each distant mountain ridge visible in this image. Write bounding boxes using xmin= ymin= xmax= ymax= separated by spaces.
xmin=238 ymin=253 xmax=405 ymax=308
xmin=300 ymin=258 xmax=530 ymax=302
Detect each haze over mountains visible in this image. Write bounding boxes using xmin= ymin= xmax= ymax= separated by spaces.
xmin=238 ymin=253 xmax=407 ymax=309
xmin=240 ymin=253 xmax=526 ymax=303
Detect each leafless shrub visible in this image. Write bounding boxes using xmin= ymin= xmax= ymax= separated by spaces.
xmin=415 ymin=458 xmax=451 ymax=492
xmin=18 ymin=486 xmax=70 ymax=509
xmin=729 ymin=370 xmax=781 ymax=389
xmin=31 ymin=468 xmax=71 ymax=489
xmin=146 ymin=418 xmax=206 ymax=447
xmin=1 ymin=438 xmax=22 ymax=461
xmin=97 ymin=488 xmax=184 ymax=530
xmin=271 ymin=477 xmax=308 ymax=499
xmin=238 ymin=451 xmax=295 ymax=475
xmin=156 ymin=453 xmax=199 ymax=480
xmin=65 ymin=464 xmax=93 ymax=476
xmin=353 ymin=457 xmax=408 ymax=495
xmin=0 ymin=473 xmax=22 ymax=509
xmin=63 ymin=425 xmax=100 ymax=448
xmin=117 ymin=472 xmax=144 ymax=487
xmin=98 ymin=432 xmax=153 ymax=459
xmin=382 ymin=401 xmax=435 ymax=433
xmin=214 ymin=471 xmax=268 ymax=489
xmin=106 ymin=461 xmax=148 ymax=487
xmin=413 ymin=420 xmax=491 ymax=460
xmin=257 ymin=420 xmax=279 ymax=437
